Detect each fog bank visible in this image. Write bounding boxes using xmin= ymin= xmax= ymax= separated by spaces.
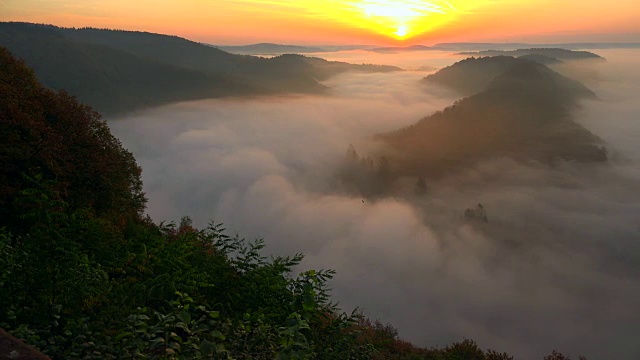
xmin=110 ymin=51 xmax=640 ymax=359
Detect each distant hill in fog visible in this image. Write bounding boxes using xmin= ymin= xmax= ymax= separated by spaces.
xmin=212 ymin=43 xmax=380 ymax=55
xmin=372 ymin=57 xmax=606 ymax=179
xmin=0 ymin=22 xmax=399 ymax=115
xmin=459 ymin=48 xmax=604 ymax=60
xmin=213 ymin=43 xmax=325 ymax=55
xmin=432 ymin=42 xmax=640 ymax=51
xmin=370 ymin=45 xmax=432 ymax=53
xmin=211 ymin=42 xmax=640 ymax=55
xmin=367 ymin=43 xmax=640 ymax=54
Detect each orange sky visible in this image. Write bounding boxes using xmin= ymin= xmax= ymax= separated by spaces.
xmin=1 ymin=0 xmax=639 ymax=45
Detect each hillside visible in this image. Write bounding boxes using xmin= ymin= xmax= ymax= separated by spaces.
xmin=0 ymin=22 xmax=399 ymax=115
xmin=422 ymin=56 xmax=595 ymax=97
xmin=0 ymin=24 xmax=252 ymax=115
xmin=60 ymin=27 xmax=400 ymax=80
xmin=374 ymin=58 xmax=606 ymax=179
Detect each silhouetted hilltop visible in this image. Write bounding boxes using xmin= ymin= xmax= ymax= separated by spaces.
xmin=374 ymin=58 xmax=605 ymax=179
xmin=423 ymin=56 xmax=520 ymax=96
xmin=459 ymin=48 xmax=603 ymax=60
xmin=422 ymin=56 xmax=594 ymax=98
xmin=0 ymin=22 xmax=399 ymax=114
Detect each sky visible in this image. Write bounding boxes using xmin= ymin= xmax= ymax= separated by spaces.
xmin=1 ymin=0 xmax=639 ymax=45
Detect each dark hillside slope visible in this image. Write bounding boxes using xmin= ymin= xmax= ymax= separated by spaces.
xmin=422 ymin=56 xmax=519 ymax=96
xmin=0 ymin=23 xmax=400 ymax=114
xmin=61 ymin=27 xmax=400 ymax=88
xmin=0 ymin=23 xmax=252 ymax=114
xmin=60 ymin=26 xmax=239 ymax=72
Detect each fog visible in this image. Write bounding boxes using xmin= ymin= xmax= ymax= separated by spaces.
xmin=109 ymin=50 xmax=640 ymax=360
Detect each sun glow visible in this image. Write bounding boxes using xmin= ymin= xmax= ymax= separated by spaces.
xmin=395 ymin=24 xmax=409 ymax=38
xmin=348 ymin=0 xmax=462 ymax=40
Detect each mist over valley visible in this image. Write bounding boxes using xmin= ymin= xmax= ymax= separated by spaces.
xmin=106 ymin=49 xmax=640 ymax=359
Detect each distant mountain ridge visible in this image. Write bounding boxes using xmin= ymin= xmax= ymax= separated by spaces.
xmin=0 ymin=22 xmax=399 ymax=115
xmin=209 ymin=42 xmax=640 ymax=55
xmin=458 ymin=48 xmax=604 ymax=60
xmin=370 ymin=45 xmax=432 ymax=53
xmin=214 ymin=43 xmax=325 ymax=55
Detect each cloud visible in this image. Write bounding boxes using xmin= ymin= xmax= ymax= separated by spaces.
xmin=109 ymin=52 xmax=640 ymax=360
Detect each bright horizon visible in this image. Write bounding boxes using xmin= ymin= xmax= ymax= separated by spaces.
xmin=1 ymin=0 xmax=639 ymax=46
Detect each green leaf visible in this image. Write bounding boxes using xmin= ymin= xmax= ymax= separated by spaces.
xmin=115 ymin=332 xmax=134 ymax=341
xmin=200 ymin=340 xmax=215 ymax=355
xmin=177 ymin=310 xmax=191 ymax=324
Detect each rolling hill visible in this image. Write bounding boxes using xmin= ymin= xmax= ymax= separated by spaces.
xmin=0 ymin=22 xmax=400 ymax=115
xmin=421 ymin=55 xmax=595 ymax=97
xmin=375 ymin=57 xmax=606 ymax=179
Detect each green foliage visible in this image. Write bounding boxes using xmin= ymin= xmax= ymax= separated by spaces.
xmin=0 ymin=47 xmax=146 ymax=232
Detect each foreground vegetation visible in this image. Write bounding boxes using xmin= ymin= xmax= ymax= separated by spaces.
xmin=0 ymin=47 xmax=587 ymax=359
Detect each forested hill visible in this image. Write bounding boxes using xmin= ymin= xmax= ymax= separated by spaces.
xmin=0 ymin=22 xmax=399 ymax=115
xmin=0 ymin=45 xmax=588 ymax=360
xmin=0 ymin=24 xmax=252 ymax=116
xmin=422 ymin=55 xmax=595 ymax=97
xmin=373 ymin=57 xmax=606 ymax=179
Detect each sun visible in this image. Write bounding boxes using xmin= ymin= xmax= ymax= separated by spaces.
xmin=395 ymin=25 xmax=409 ymax=38
xmin=350 ymin=0 xmax=454 ymax=40
xmin=353 ymin=0 xmax=453 ymax=39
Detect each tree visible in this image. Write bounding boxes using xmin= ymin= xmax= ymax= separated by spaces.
xmin=0 ymin=47 xmax=146 ymax=233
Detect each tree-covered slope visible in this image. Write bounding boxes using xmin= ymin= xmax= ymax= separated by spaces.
xmin=0 ymin=47 xmax=146 ymax=232
xmin=0 ymin=23 xmax=254 ymax=115
xmin=422 ymin=56 xmax=595 ymax=98
xmin=0 ymin=22 xmax=400 ymax=115
xmin=59 ymin=26 xmax=400 ymax=89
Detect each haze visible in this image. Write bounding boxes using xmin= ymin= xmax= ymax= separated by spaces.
xmin=107 ymin=49 xmax=640 ymax=359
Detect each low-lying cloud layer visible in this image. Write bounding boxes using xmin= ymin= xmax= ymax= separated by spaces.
xmin=109 ymin=51 xmax=640 ymax=360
